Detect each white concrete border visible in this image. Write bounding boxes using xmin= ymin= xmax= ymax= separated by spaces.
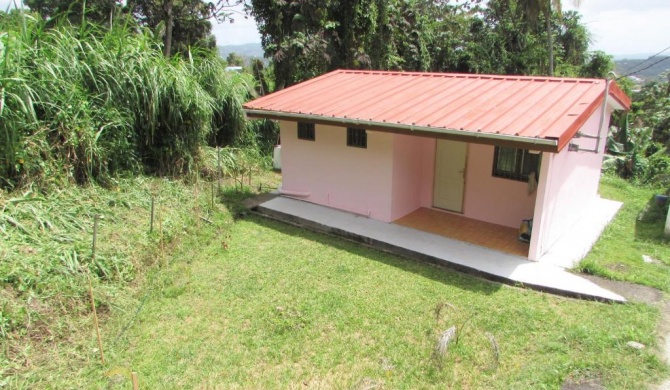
xmin=256 ymin=196 xmax=625 ymax=302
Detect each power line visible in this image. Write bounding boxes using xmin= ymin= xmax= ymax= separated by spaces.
xmin=618 ymin=55 xmax=670 ymax=80
xmin=618 ymin=45 xmax=670 ymax=79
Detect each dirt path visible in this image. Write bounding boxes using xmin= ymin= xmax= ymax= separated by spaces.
xmin=580 ymin=275 xmax=670 ymax=389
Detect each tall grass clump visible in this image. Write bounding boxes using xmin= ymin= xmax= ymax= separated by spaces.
xmin=191 ymin=52 xmax=279 ymax=153
xmin=0 ymin=11 xmax=258 ymax=190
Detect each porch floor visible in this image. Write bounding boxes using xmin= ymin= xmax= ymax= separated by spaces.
xmin=395 ymin=208 xmax=528 ymax=257
xmin=254 ymin=196 xmax=624 ymax=302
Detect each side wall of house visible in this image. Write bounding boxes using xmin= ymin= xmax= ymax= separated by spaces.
xmin=529 ymin=105 xmax=614 ymax=259
xmin=279 ymin=121 xmax=395 ymax=222
xmin=390 ymin=135 xmax=435 ymax=220
xmin=463 ymin=144 xmax=537 ymax=228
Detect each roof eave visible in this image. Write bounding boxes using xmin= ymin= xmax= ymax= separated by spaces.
xmin=555 ymin=81 xmax=631 ymax=152
xmin=244 ymin=109 xmax=560 ymax=153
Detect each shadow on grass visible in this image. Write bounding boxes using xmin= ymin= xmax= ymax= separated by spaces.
xmin=218 ymin=185 xmax=258 ymax=219
xmin=243 ymin=213 xmax=502 ymax=296
xmin=635 ymin=194 xmax=669 ymax=244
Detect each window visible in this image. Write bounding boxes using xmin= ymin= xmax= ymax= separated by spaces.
xmin=347 ymin=128 xmax=367 ymax=148
xmin=492 ymin=146 xmax=541 ymax=182
xmin=297 ymin=122 xmax=315 ymax=140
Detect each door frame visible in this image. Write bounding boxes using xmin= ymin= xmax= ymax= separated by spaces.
xmin=432 ymin=140 xmax=468 ymax=213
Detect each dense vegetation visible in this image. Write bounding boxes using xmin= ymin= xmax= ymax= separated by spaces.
xmin=606 ymin=76 xmax=670 ymax=184
xmin=0 ymin=11 xmax=273 ymax=191
xmin=251 ymin=0 xmax=612 ymax=89
xmin=1 ymin=0 xmax=669 ymax=387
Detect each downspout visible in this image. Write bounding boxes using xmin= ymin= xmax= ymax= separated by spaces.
xmin=595 ymin=72 xmax=616 ymax=154
xmin=569 ymin=72 xmax=614 ymax=153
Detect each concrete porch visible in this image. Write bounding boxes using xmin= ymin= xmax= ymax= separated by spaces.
xmin=254 ymin=196 xmax=624 ymax=302
xmin=395 ymin=208 xmax=529 ymax=257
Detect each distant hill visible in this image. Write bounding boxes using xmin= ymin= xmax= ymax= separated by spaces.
xmin=615 ymin=56 xmax=670 ymax=82
xmin=218 ymin=43 xmax=264 ymax=61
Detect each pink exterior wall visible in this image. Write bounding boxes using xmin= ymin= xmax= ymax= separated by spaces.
xmin=529 ymin=105 xmax=614 ymax=260
xmin=462 ymin=144 xmax=537 ymax=228
xmin=279 ymin=103 xmax=612 ymax=261
xmin=279 ymin=121 xmax=395 ymax=222
xmin=281 ymin=121 xmax=538 ymax=229
xmin=390 ymin=135 xmax=435 ymax=220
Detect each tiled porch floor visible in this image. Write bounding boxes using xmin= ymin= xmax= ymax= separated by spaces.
xmin=395 ymin=208 xmax=529 ymax=257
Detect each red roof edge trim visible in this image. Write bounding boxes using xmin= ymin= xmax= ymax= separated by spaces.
xmin=555 ymin=80 xmax=631 ymax=152
xmin=556 ymin=97 xmax=602 ymax=152
xmin=608 ymin=81 xmax=631 ymax=110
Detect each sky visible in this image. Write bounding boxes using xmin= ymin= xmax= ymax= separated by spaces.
xmin=2 ymin=0 xmax=670 ymax=57
xmin=563 ymin=0 xmax=670 ymax=57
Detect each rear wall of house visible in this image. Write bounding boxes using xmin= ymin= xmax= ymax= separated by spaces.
xmin=279 ymin=121 xmax=395 ymax=221
xmin=463 ymin=144 xmax=537 ymax=228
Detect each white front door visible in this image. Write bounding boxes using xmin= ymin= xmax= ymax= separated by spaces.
xmin=433 ymin=140 xmax=467 ymax=212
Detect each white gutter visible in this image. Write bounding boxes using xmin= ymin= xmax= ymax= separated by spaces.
xmin=595 ymin=73 xmax=614 ymax=154
xmin=244 ymin=109 xmax=558 ymax=150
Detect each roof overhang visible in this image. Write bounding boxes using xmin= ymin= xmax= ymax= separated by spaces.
xmin=243 ymin=70 xmax=632 ymax=154
xmin=245 ymin=109 xmax=560 ymax=152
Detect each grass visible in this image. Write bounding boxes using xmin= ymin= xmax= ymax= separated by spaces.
xmin=2 ymin=171 xmax=669 ymax=388
xmin=0 ymin=167 xmax=280 ymax=388
xmin=82 ymin=218 xmax=667 ymax=389
xmin=578 ymin=174 xmax=670 ymax=291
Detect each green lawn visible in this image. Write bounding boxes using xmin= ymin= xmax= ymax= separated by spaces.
xmin=3 ymin=173 xmax=669 ymax=388
xmin=579 ymin=175 xmax=670 ymax=291
xmin=92 ymin=215 xmax=667 ymax=389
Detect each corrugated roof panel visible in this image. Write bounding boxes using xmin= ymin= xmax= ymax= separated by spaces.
xmin=243 ymin=70 xmax=631 ymax=152
xmin=521 ymin=82 xmax=597 ymax=139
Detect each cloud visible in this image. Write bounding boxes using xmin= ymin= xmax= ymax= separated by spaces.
xmin=566 ymin=1 xmax=670 ymax=55
xmin=0 ymin=0 xmax=22 ymax=11
xmin=210 ymin=8 xmax=260 ymax=46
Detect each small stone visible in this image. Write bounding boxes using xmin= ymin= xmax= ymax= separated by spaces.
xmin=643 ymin=255 xmax=654 ymax=263
xmin=627 ymin=341 xmax=645 ymax=350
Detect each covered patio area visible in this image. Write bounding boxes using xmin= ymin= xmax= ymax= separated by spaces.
xmin=254 ymin=195 xmax=624 ymax=302
xmin=394 ymin=208 xmax=529 ymax=257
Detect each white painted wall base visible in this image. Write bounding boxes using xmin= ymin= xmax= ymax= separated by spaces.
xmin=537 ymin=197 xmax=622 ymax=269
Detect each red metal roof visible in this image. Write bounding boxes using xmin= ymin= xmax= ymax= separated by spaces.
xmin=243 ymin=69 xmax=631 ymax=152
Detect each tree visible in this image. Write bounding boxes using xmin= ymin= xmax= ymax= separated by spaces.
xmin=250 ymin=0 xmax=332 ymax=89
xmin=250 ymin=0 xmax=595 ymax=88
xmin=496 ymin=0 xmax=582 ymax=76
xmin=579 ymin=50 xmax=613 ymax=78
xmin=24 ymin=0 xmax=122 ymax=26
xmin=226 ymin=52 xmax=244 ymax=66
xmin=250 ymin=0 xmax=441 ymax=89
xmin=250 ymin=59 xmax=270 ymax=95
xmin=128 ymin=0 xmax=242 ymax=56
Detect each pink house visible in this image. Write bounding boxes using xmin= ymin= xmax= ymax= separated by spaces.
xmin=243 ymin=70 xmax=631 ymax=263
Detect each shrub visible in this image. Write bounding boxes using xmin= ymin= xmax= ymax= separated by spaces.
xmin=0 ymin=12 xmax=259 ymax=190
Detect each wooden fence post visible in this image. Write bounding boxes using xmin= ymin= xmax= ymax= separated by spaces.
xmin=92 ymin=215 xmax=100 ymax=260
xmin=217 ymin=146 xmax=222 ymax=192
xmin=150 ymin=196 xmax=155 ymax=233
xmin=87 ymin=269 xmax=105 ymax=364
xmin=131 ymin=371 xmax=139 ymax=390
